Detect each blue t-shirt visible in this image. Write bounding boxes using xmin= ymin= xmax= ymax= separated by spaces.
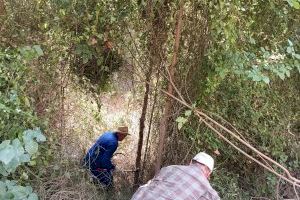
xmin=84 ymin=131 xmax=118 ymax=170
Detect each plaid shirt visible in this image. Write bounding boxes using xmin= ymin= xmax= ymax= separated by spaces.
xmin=131 ymin=164 xmax=220 ymax=200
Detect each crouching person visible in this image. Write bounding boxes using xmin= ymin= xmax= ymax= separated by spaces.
xmin=131 ymin=152 xmax=220 ymax=200
xmin=82 ymin=126 xmax=129 ymax=188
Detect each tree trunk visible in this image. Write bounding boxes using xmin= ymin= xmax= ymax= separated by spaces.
xmin=134 ymin=68 xmax=152 ymax=185
xmin=134 ymin=0 xmax=171 ymax=184
xmin=133 ymin=0 xmax=154 ymax=186
xmin=155 ymin=4 xmax=184 ymax=173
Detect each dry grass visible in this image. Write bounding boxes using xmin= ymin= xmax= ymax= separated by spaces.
xmin=32 ymin=158 xmax=134 ymax=200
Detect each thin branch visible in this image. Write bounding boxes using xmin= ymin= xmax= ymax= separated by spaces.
xmin=126 ymin=61 xmax=300 ymax=187
xmin=198 ymin=114 xmax=300 ymax=187
xmin=294 ymin=183 xmax=300 ymax=200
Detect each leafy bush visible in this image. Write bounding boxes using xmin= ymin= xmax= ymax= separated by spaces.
xmin=0 ymin=129 xmax=46 ymax=176
xmin=0 ymin=46 xmax=46 ymax=200
xmin=0 ymin=46 xmax=43 ymax=140
xmin=0 ymin=180 xmax=38 ymax=200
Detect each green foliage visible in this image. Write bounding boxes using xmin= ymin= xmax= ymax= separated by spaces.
xmin=0 ymin=47 xmax=43 ymax=140
xmin=0 ymin=180 xmax=38 ymax=200
xmin=0 ymin=129 xmax=46 ymax=176
xmin=45 ymin=0 xmax=135 ymax=93
xmin=178 ymin=2 xmax=299 ymax=194
xmin=286 ymin=0 xmax=300 ymax=9
xmin=1 ymin=0 xmax=298 ymax=198
xmin=206 ymin=0 xmax=300 ymax=86
xmin=212 ymin=169 xmax=250 ymax=199
xmin=0 ymin=46 xmax=46 ymax=199
xmin=176 ymin=109 xmax=192 ymax=130
xmin=192 ymin=75 xmax=299 ymax=197
xmin=0 ymin=139 xmax=30 ymax=176
xmin=22 ymin=129 xmax=46 ymax=156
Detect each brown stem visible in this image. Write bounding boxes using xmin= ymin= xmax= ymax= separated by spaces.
xmin=155 ymin=2 xmax=184 ymax=173
xmin=134 ymin=68 xmax=152 ymax=185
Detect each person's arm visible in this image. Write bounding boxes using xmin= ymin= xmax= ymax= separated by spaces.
xmin=100 ymin=141 xmax=117 ymax=170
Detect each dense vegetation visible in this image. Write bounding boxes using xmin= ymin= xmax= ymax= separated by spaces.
xmin=0 ymin=0 xmax=299 ymax=199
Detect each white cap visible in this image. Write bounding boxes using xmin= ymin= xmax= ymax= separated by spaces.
xmin=192 ymin=152 xmax=214 ymax=172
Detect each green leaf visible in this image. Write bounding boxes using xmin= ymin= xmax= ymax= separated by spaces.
xmin=0 ymin=142 xmax=15 ymax=165
xmin=294 ymin=60 xmax=300 ymax=73
xmin=185 ymin=110 xmax=192 ymax=117
xmin=0 ymin=165 xmax=9 ymax=176
xmin=29 ymin=160 xmax=36 ymax=166
xmin=252 ymin=74 xmax=262 ymax=82
xmin=33 ymin=45 xmax=44 ymax=56
xmin=0 ymin=140 xmax=10 ymax=149
xmin=176 ymin=116 xmax=188 ymax=124
xmin=278 ymin=72 xmax=285 ymax=80
xmin=176 ymin=116 xmax=188 ymax=130
xmin=292 ymin=0 xmax=300 ymax=9
xmin=19 ymin=154 xmax=30 ymax=162
xmin=33 ymin=129 xmax=46 ymax=142
xmin=83 ymin=57 xmax=89 ymax=64
xmin=0 ymin=181 xmax=38 ymax=200
xmin=28 ymin=193 xmax=38 ymax=200
xmin=24 ymin=140 xmax=38 ymax=155
xmin=286 ymin=46 xmax=293 ymax=54
xmin=262 ymin=76 xmax=270 ymax=84
xmin=286 ymin=0 xmax=300 ymax=8
xmin=0 ymin=181 xmax=6 ymax=194
xmin=249 ymin=37 xmax=256 ymax=44
xmin=23 ymin=128 xmax=46 ymax=142
xmin=21 ymin=172 xmax=29 ymax=180
xmin=12 ymin=139 xmax=25 ymax=157
xmin=285 ymin=70 xmax=290 ymax=77
xmin=294 ymin=54 xmax=300 ymax=60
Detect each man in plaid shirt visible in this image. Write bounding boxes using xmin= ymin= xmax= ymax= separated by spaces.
xmin=131 ymin=152 xmax=220 ymax=200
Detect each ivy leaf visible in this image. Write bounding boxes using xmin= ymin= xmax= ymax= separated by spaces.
xmin=0 ymin=165 xmax=9 ymax=176
xmin=28 ymin=193 xmax=38 ymax=200
xmin=24 ymin=139 xmax=38 ymax=155
xmin=0 ymin=181 xmax=38 ymax=200
xmin=12 ymin=139 xmax=25 ymax=157
xmin=4 ymin=157 xmax=20 ymax=174
xmin=23 ymin=128 xmax=46 ymax=142
xmin=0 ymin=141 xmax=15 ymax=165
xmin=20 ymin=154 xmax=31 ymax=163
xmin=0 ymin=181 xmax=5 ymax=194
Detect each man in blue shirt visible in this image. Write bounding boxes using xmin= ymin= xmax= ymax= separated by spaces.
xmin=83 ymin=126 xmax=129 ymax=187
